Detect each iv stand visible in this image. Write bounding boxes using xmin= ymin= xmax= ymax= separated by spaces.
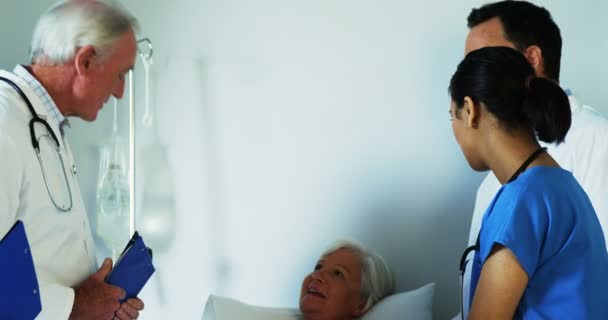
xmin=129 ymin=38 xmax=154 ymax=236
xmin=128 ymin=68 xmax=135 ymax=236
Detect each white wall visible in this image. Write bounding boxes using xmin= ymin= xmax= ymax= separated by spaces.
xmin=120 ymin=1 xmax=484 ymax=319
xmin=2 ymin=1 xmax=607 ymax=319
xmin=0 ymin=1 xmax=51 ymax=69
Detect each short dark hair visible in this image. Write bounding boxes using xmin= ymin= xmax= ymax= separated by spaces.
xmin=449 ymin=47 xmax=571 ymax=144
xmin=467 ymin=1 xmax=562 ymax=81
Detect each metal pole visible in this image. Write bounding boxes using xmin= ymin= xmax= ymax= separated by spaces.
xmin=128 ymin=38 xmax=152 ymax=236
xmin=128 ymin=69 xmax=136 ymax=236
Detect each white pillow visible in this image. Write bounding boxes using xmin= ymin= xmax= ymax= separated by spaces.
xmin=202 ymin=283 xmax=435 ymax=320
xmin=361 ymin=283 xmax=435 ymax=320
xmin=203 ymin=295 xmax=303 ymax=320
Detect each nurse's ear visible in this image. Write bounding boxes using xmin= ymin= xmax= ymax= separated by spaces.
xmin=462 ymin=96 xmax=480 ymax=129
xmin=74 ymin=45 xmax=97 ymax=75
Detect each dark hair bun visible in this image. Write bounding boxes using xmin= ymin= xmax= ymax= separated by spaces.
xmin=523 ymin=78 xmax=571 ymax=143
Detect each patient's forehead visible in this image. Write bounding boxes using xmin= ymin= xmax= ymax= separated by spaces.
xmin=321 ymin=248 xmax=362 ymax=274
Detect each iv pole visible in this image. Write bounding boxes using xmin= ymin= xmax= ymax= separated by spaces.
xmin=129 ymin=38 xmax=154 ymax=236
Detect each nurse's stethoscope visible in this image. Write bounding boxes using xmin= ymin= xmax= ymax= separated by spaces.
xmin=0 ymin=76 xmax=73 ymax=212
xmin=458 ymin=146 xmax=547 ymax=320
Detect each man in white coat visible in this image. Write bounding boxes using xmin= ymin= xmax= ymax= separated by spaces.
xmin=457 ymin=1 xmax=608 ymax=319
xmin=0 ymin=1 xmax=144 ymax=319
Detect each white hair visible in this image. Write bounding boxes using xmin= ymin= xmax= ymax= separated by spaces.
xmin=321 ymin=239 xmax=395 ymax=312
xmin=30 ymin=0 xmax=139 ymax=65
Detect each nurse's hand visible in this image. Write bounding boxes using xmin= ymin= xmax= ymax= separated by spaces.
xmin=114 ymin=297 xmax=144 ymax=319
xmin=69 ymin=258 xmax=126 ymax=320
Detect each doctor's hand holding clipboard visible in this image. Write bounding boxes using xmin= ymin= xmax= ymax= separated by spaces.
xmin=70 ymin=256 xmax=148 ymax=320
xmin=70 ymin=231 xmax=154 ymax=320
xmin=69 ymin=258 xmax=129 ymax=320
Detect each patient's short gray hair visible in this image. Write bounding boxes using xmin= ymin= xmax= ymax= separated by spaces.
xmin=30 ymin=0 xmax=139 ymax=65
xmin=321 ymin=239 xmax=395 ymax=311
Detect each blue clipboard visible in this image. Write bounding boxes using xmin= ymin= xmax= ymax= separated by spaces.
xmin=105 ymin=231 xmax=155 ymax=301
xmin=0 ymin=220 xmax=42 ymax=319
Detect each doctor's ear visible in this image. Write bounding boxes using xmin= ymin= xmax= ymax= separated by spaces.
xmin=462 ymin=96 xmax=479 ymax=128
xmin=523 ymin=45 xmax=544 ymax=77
xmin=74 ymin=45 xmax=97 ymax=75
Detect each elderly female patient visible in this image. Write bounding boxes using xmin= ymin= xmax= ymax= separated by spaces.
xmin=299 ymin=240 xmax=394 ymax=320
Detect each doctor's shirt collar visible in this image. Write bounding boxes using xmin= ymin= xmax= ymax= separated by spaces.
xmin=13 ymin=65 xmax=70 ymax=135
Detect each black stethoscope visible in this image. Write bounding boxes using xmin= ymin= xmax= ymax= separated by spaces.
xmin=0 ymin=76 xmax=73 ymax=212
xmin=458 ymin=146 xmax=547 ymax=320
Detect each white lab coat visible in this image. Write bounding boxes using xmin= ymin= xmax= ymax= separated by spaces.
xmin=457 ymin=92 xmax=608 ymax=319
xmin=0 ymin=70 xmax=97 ymax=319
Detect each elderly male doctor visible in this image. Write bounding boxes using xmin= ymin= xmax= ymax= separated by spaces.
xmin=0 ymin=1 xmax=144 ymax=319
xmin=457 ymin=1 xmax=608 ymax=319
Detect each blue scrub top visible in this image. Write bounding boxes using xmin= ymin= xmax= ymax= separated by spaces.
xmin=469 ymin=166 xmax=608 ymax=319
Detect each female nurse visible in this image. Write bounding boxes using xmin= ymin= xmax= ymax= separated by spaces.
xmin=449 ymin=46 xmax=608 ymax=319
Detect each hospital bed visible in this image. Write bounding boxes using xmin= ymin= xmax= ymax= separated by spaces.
xmin=202 ymin=283 xmax=435 ymax=320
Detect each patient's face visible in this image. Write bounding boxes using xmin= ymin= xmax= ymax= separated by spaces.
xmin=299 ymin=248 xmax=366 ymax=320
